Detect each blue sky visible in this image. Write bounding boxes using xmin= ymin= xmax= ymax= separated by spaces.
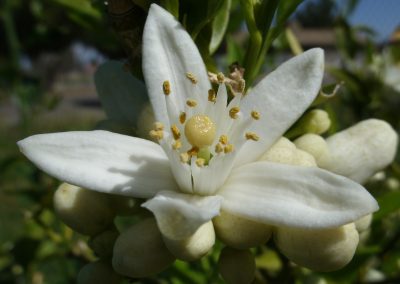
xmin=348 ymin=0 xmax=400 ymax=42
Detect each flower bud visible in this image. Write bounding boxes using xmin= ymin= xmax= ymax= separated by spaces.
xmin=213 ymin=211 xmax=272 ymax=249
xmin=354 ymin=214 xmax=372 ymax=232
xmin=77 ymin=260 xmax=122 ymax=284
xmin=287 ymin=109 xmax=331 ymax=138
xmin=322 ymin=119 xmax=398 ymax=184
xmin=112 ymin=218 xmax=175 ymax=278
xmin=89 ymin=229 xmax=119 ymax=259
xmin=292 ymin=149 xmax=317 ymax=167
xmin=218 ymin=247 xmax=256 ymax=284
xmin=274 ymin=223 xmax=359 ymax=272
xmin=163 ymin=221 xmax=215 ymax=261
xmin=260 ymin=137 xmax=296 ymax=164
xmin=294 ymin=134 xmax=331 ymax=166
xmin=53 ymin=183 xmax=114 ymax=236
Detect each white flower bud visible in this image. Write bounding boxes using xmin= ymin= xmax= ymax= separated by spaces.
xmin=112 ymin=218 xmax=175 ymax=278
xmin=260 ymin=137 xmax=317 ymax=167
xmin=274 ymin=223 xmax=359 ymax=272
xmin=53 ymin=183 xmax=114 ymax=236
xmin=301 ymin=109 xmax=331 ymax=135
xmin=294 ymin=134 xmax=331 ymax=166
xmin=322 ymin=119 xmax=398 ymax=184
xmin=89 ymin=229 xmax=119 ymax=259
xmin=77 ymin=260 xmax=122 ymax=284
xmin=218 ymin=247 xmax=256 ymax=284
xmin=260 ymin=137 xmax=296 ymax=164
xmin=137 ymin=103 xmax=156 ymax=140
xmin=213 ymin=211 xmax=272 ymax=249
xmin=354 ymin=214 xmax=372 ymax=232
xmin=163 ymin=221 xmax=215 ymax=261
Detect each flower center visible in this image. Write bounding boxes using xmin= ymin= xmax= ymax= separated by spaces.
xmin=184 ymin=115 xmax=216 ymax=148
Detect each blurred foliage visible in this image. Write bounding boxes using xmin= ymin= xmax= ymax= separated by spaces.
xmin=1 ymin=0 xmax=400 ymax=283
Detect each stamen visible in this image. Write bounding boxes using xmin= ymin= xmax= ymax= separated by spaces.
xmin=179 ymin=112 xmax=186 ymax=124
xmin=186 ymin=99 xmax=197 ymax=107
xmin=170 ymin=124 xmax=181 ymax=140
xmin=149 ymin=130 xmax=163 ymax=141
xmin=172 ymin=139 xmax=182 ymax=150
xmin=215 ymin=143 xmax=224 ymax=153
xmin=245 ymin=132 xmax=260 ymax=141
xmin=163 ymin=80 xmax=171 ymax=95
xmin=208 ymin=89 xmax=216 ymax=102
xmin=224 ymin=144 xmax=234 ymax=154
xmin=229 ymin=107 xmax=240 ymax=119
xmin=219 ymin=135 xmax=228 ymax=145
xmin=180 ymin=153 xmax=190 ymax=163
xmin=187 ymin=146 xmax=199 ymax=157
xmin=186 ymin=72 xmax=198 ymax=84
xmin=195 ymin=158 xmax=205 ymax=167
xmin=154 ymin=122 xmax=164 ymax=130
xmin=238 ymin=79 xmax=246 ymax=93
xmin=217 ymin=72 xmax=225 ymax=84
xmin=251 ymin=111 xmax=260 ymax=120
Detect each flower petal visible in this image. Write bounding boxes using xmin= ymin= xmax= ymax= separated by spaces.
xmin=18 ymin=131 xmax=178 ymax=199
xmin=321 ymin=119 xmax=398 ymax=184
xmin=236 ymin=49 xmax=324 ymax=166
xmin=95 ymin=61 xmax=148 ymax=125
xmin=142 ymin=4 xmax=211 ymax=126
xmin=218 ymin=161 xmax=378 ymax=229
xmin=142 ymin=191 xmax=223 ymax=240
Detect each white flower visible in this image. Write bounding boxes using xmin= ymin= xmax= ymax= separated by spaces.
xmin=18 ymin=4 xmax=378 ymax=260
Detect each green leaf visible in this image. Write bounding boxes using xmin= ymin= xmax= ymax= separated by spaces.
xmin=94 ymin=61 xmax=148 ymax=126
xmin=161 ymin=0 xmax=180 ymax=18
xmin=373 ymin=191 xmax=400 ymax=221
xmin=209 ymin=0 xmax=231 ymax=54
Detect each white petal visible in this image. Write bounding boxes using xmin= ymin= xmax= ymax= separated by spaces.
xmin=142 ymin=191 xmax=223 ymax=240
xmin=142 ymin=4 xmax=211 ymax=127
xmin=218 ymin=161 xmax=378 ymax=229
xmin=236 ymin=49 xmax=324 ymax=166
xmin=321 ymin=119 xmax=398 ymax=184
xmin=95 ymin=61 xmax=148 ymax=125
xmin=18 ymin=131 xmax=178 ymax=198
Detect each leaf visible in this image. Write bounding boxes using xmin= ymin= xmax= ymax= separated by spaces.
xmin=94 ymin=61 xmax=148 ymax=126
xmin=209 ymin=0 xmax=231 ymax=54
xmin=373 ymin=191 xmax=400 ymax=221
xmin=161 ymin=0 xmax=179 ymax=18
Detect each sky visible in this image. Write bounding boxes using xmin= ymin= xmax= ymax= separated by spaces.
xmin=347 ymin=0 xmax=400 ymax=42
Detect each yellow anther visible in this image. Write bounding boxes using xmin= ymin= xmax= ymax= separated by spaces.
xmin=245 ymin=132 xmax=260 ymax=141
xmin=251 ymin=111 xmax=260 ymax=120
xmin=217 ymin=72 xmax=225 ymax=84
xmin=229 ymin=107 xmax=240 ymax=119
xmin=179 ymin=112 xmax=186 ymax=124
xmin=186 ymin=72 xmax=198 ymax=84
xmin=185 ymin=115 xmax=216 ymax=148
xmin=219 ymin=135 xmax=228 ymax=145
xmin=215 ymin=143 xmax=224 ymax=153
xmin=172 ymin=139 xmax=182 ymax=150
xmin=149 ymin=130 xmax=163 ymax=141
xmin=195 ymin=158 xmax=205 ymax=167
xmin=187 ymin=146 xmax=199 ymax=157
xmin=208 ymin=89 xmax=216 ymax=102
xmin=186 ymin=99 xmax=197 ymax=107
xmin=224 ymin=144 xmax=234 ymax=154
xmin=154 ymin=122 xmax=164 ymax=130
xmin=180 ymin=153 xmax=190 ymax=163
xmin=170 ymin=124 xmax=181 ymax=140
xmin=163 ymin=80 xmax=171 ymax=95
